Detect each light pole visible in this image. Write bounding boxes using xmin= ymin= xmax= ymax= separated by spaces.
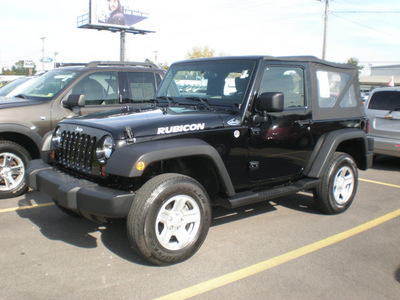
xmin=41 ymin=37 xmax=46 ymax=71
xmin=54 ymin=52 xmax=58 ymax=68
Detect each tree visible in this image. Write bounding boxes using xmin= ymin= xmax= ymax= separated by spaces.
xmin=347 ymin=57 xmax=363 ymax=74
xmin=157 ymin=62 xmax=169 ymax=71
xmin=1 ymin=68 xmax=14 ymax=75
xmin=186 ymin=46 xmax=215 ymax=59
xmin=2 ymin=60 xmax=37 ymax=76
xmin=145 ymin=59 xmax=169 ymax=71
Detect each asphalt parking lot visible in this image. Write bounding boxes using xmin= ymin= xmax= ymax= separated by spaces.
xmin=1 ymin=155 xmax=400 ymax=300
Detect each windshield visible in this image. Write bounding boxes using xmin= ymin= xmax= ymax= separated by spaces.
xmin=8 ymin=69 xmax=78 ymax=100
xmin=157 ymin=60 xmax=256 ymax=110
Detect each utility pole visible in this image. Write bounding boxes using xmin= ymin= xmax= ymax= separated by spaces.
xmin=153 ymin=50 xmax=159 ymax=62
xmin=322 ymin=0 xmax=329 ymax=60
xmin=41 ymin=37 xmax=46 ymax=71
xmin=120 ymin=30 xmax=126 ymax=62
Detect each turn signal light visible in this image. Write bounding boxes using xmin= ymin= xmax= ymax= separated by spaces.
xmin=136 ymin=161 xmax=146 ymax=171
xmin=100 ymin=166 xmax=107 ymax=177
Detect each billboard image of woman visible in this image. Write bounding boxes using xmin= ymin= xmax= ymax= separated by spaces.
xmin=90 ymin=0 xmax=148 ymax=28
xmin=107 ymin=0 xmax=125 ymax=25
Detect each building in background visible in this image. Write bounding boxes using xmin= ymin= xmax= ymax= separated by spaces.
xmin=360 ymin=64 xmax=400 ymax=93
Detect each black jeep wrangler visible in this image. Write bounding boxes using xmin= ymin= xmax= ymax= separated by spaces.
xmin=27 ymin=56 xmax=373 ymax=265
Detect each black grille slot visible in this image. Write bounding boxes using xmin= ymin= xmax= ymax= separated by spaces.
xmin=58 ymin=130 xmax=96 ymax=173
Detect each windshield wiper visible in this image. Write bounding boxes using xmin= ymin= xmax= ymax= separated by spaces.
xmin=184 ymin=97 xmax=214 ymax=111
xmin=153 ymin=96 xmax=176 ymax=106
xmin=14 ymin=94 xmax=29 ymax=99
xmin=386 ymin=108 xmax=400 ymax=115
xmin=207 ymin=102 xmax=241 ymax=113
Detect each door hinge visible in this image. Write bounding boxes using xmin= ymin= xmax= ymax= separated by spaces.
xmin=250 ymin=127 xmax=260 ymax=136
xmin=249 ymin=161 xmax=259 ymax=171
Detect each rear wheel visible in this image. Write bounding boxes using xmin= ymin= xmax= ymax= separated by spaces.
xmin=0 ymin=141 xmax=31 ymax=199
xmin=127 ymin=173 xmax=211 ymax=265
xmin=314 ymin=152 xmax=358 ymax=214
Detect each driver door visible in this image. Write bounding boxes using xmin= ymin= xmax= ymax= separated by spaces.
xmin=248 ymin=64 xmax=314 ymax=183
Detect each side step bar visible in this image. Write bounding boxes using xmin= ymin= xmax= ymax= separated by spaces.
xmin=222 ymin=178 xmax=320 ymax=209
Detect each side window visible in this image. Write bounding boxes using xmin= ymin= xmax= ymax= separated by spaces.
xmin=259 ymin=66 xmax=305 ymax=108
xmin=126 ymin=72 xmax=156 ymax=102
xmin=155 ymin=73 xmax=163 ymax=88
xmin=316 ymin=70 xmax=357 ymax=108
xmin=72 ymin=72 xmax=118 ymax=105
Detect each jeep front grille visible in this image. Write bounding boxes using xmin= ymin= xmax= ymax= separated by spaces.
xmin=57 ymin=131 xmax=97 ymax=173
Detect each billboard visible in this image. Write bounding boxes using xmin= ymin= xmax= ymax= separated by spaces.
xmin=90 ymin=0 xmax=148 ymax=28
xmin=23 ymin=60 xmax=35 ymax=68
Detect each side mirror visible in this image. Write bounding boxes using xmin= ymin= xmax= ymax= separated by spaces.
xmin=63 ymin=94 xmax=85 ymax=108
xmin=256 ymin=92 xmax=284 ymax=112
xmin=253 ymin=92 xmax=284 ymax=123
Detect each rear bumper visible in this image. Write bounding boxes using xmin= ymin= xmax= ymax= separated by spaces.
xmin=26 ymin=159 xmax=135 ymax=219
xmin=366 ymin=137 xmax=374 ymax=168
xmin=370 ymin=136 xmax=400 ymax=158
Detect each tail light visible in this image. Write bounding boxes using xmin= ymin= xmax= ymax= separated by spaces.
xmin=361 ymin=118 xmax=370 ymax=134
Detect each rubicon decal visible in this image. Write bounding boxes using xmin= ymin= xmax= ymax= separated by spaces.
xmin=157 ymin=123 xmax=205 ymax=135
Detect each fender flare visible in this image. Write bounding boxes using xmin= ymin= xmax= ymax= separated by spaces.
xmin=104 ymin=138 xmax=236 ymax=196
xmin=304 ymin=128 xmax=369 ymax=178
xmin=0 ymin=123 xmax=43 ymax=149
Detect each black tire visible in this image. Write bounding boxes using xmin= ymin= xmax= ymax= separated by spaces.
xmin=127 ymin=173 xmax=211 ymax=266
xmin=314 ymin=152 xmax=358 ymax=214
xmin=0 ymin=141 xmax=31 ymax=199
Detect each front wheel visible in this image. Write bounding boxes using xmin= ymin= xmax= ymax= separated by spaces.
xmin=314 ymin=152 xmax=358 ymax=214
xmin=0 ymin=141 xmax=31 ymax=199
xmin=127 ymin=173 xmax=212 ymax=265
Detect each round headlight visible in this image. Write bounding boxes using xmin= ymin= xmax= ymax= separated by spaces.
xmin=103 ymin=136 xmax=114 ymax=158
xmin=96 ymin=135 xmax=114 ymax=163
xmin=52 ymin=127 xmax=62 ymax=148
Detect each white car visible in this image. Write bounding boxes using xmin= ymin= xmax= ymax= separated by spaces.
xmin=365 ymin=87 xmax=400 ymax=158
xmin=0 ymin=77 xmax=31 ymax=97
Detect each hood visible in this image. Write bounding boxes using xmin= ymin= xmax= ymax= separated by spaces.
xmin=60 ymin=106 xmax=240 ymax=140
xmin=0 ymin=96 xmax=44 ymax=109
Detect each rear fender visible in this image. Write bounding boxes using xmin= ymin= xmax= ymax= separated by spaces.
xmin=304 ymin=128 xmax=372 ymax=178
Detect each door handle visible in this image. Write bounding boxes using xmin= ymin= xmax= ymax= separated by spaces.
xmin=294 ymin=119 xmax=313 ymax=127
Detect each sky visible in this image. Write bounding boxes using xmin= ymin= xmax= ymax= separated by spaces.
xmin=1 ymin=0 xmax=400 ymax=72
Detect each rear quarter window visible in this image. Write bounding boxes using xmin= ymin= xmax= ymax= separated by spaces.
xmin=316 ymin=70 xmax=357 ymax=108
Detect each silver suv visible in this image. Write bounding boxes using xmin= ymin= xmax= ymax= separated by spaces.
xmin=0 ymin=61 xmax=165 ymax=199
xmin=365 ymin=87 xmax=400 ymax=158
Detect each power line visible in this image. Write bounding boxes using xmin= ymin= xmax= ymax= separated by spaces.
xmin=330 ymin=13 xmax=391 ymax=35
xmin=319 ymin=0 xmax=400 ymax=59
xmin=332 ymin=11 xmax=400 ymax=14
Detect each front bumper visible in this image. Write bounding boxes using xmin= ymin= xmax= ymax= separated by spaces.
xmin=26 ymin=159 xmax=135 ymax=219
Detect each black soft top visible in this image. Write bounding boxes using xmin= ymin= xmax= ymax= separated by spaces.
xmin=173 ymin=55 xmax=355 ymax=70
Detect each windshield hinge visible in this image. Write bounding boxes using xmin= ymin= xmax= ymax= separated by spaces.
xmin=124 ymin=126 xmax=136 ymax=144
